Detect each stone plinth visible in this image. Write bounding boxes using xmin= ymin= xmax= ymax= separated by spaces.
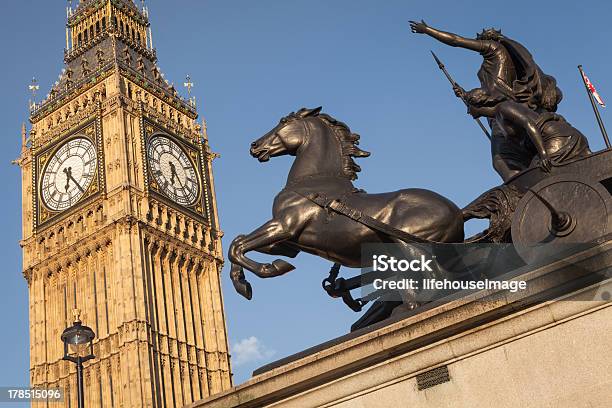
xmin=189 ymin=242 xmax=612 ymax=408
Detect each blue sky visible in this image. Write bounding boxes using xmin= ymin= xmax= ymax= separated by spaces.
xmin=0 ymin=0 xmax=610 ymax=390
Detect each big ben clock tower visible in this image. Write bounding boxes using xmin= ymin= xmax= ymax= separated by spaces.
xmin=16 ymin=1 xmax=232 ymax=406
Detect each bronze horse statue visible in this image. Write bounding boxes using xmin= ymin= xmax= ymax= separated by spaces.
xmin=228 ymin=107 xmax=465 ymax=324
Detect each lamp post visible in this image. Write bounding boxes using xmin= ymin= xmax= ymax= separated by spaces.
xmin=61 ymin=309 xmax=95 ymax=408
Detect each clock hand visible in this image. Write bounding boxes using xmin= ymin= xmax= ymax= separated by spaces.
xmin=68 ymin=173 xmax=86 ymax=194
xmin=169 ymin=161 xmax=178 ymax=186
xmin=175 ymin=173 xmax=185 ymax=190
xmin=63 ymin=167 xmax=71 ymax=192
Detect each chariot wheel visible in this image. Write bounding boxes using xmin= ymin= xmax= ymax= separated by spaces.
xmin=511 ymin=175 xmax=612 ymax=264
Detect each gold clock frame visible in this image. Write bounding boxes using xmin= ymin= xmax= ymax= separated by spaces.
xmin=33 ymin=116 xmax=105 ymax=230
xmin=141 ymin=117 xmax=209 ymax=221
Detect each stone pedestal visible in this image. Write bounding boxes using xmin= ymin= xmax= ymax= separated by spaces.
xmin=189 ymin=242 xmax=612 ymax=408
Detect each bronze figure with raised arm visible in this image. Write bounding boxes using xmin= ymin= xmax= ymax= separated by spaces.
xmin=410 ymin=20 xmax=563 ymax=181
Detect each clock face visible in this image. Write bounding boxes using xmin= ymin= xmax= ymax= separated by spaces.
xmin=40 ymin=137 xmax=98 ymax=212
xmin=147 ymin=135 xmax=200 ymax=206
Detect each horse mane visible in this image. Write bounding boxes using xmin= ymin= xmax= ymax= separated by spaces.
xmin=316 ymin=112 xmax=371 ymax=180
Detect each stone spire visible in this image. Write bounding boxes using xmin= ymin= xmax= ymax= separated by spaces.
xmin=12 ymin=123 xmax=30 ymax=167
xmin=21 ymin=123 xmax=27 ymax=154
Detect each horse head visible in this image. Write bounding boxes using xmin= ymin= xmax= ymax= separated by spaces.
xmin=250 ymin=106 xmax=371 ymax=184
xmin=250 ymin=106 xmax=322 ymax=162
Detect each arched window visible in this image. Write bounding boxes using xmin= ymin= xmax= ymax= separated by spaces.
xmin=102 ymin=17 xmax=106 ymax=30
xmin=96 ymin=21 xmax=100 ymax=34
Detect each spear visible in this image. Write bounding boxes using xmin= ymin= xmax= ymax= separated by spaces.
xmin=430 ymin=51 xmax=492 ymax=141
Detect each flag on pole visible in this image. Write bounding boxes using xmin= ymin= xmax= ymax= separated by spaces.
xmin=580 ymin=68 xmax=606 ymax=107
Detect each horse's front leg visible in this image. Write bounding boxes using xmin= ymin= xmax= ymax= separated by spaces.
xmin=228 ymin=219 xmax=298 ymax=298
xmin=229 ymin=219 xmax=296 ymax=276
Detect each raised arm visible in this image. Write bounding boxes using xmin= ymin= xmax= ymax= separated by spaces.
xmin=410 ymin=20 xmax=487 ymax=53
xmin=498 ymin=101 xmax=551 ymax=172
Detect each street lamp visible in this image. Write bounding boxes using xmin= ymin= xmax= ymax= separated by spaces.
xmin=61 ymin=309 xmax=95 ymax=408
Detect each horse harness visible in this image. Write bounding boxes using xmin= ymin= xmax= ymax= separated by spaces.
xmin=290 ymin=189 xmax=433 ymax=244
xmin=289 ymin=188 xmax=437 ymax=312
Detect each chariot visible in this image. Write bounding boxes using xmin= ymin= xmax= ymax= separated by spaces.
xmin=323 ymin=148 xmax=612 ymax=326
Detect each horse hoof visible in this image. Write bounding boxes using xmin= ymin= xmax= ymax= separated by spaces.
xmin=272 ymin=259 xmax=295 ymax=275
xmin=230 ymin=263 xmax=253 ymax=300
xmin=232 ymin=278 xmax=253 ymax=300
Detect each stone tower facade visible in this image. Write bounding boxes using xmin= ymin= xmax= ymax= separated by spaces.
xmin=16 ymin=1 xmax=232 ymax=406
